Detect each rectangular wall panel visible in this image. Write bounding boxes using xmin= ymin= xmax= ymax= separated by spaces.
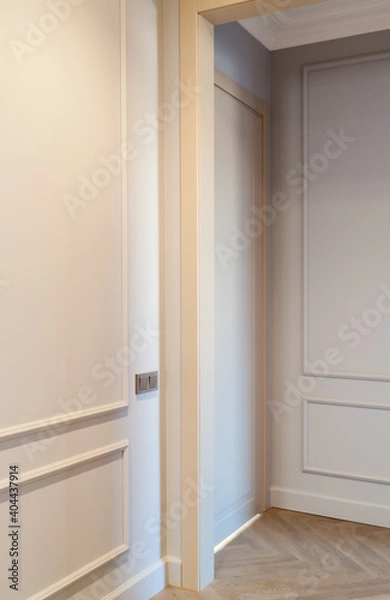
xmin=304 ymin=53 xmax=390 ymax=381
xmin=0 ymin=444 xmax=128 ymax=600
xmin=304 ymin=398 xmax=390 ymax=484
xmin=0 ymin=0 xmax=127 ymax=436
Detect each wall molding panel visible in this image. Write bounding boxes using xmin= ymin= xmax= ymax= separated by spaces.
xmin=0 ymin=0 xmax=167 ymax=599
xmin=17 ymin=441 xmax=130 ymax=600
xmin=303 ymin=397 xmax=390 ymax=485
xmin=0 ymin=401 xmax=129 ymax=444
xmin=0 ymin=0 xmax=129 ymax=442
xmin=302 ymin=51 xmax=390 ymax=383
xmin=0 ymin=440 xmax=129 ymax=494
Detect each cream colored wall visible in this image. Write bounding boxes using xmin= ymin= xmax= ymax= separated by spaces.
xmin=0 ymin=1 xmax=165 ymax=599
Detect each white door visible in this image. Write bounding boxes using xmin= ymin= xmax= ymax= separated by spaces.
xmin=214 ymin=76 xmax=265 ymax=546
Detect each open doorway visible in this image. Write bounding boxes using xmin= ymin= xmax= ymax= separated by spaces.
xmin=175 ymin=0 xmax=390 ymax=592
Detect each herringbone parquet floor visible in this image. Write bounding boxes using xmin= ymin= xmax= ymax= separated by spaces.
xmin=153 ymin=509 xmax=390 ymax=600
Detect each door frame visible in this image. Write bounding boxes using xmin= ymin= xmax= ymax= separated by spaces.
xmin=179 ymin=0 xmax=329 ymax=590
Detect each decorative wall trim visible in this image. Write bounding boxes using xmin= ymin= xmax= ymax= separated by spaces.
xmin=239 ymin=0 xmax=390 ymax=51
xmin=0 ymin=401 xmax=128 ymax=443
xmin=7 ymin=440 xmax=129 ymax=600
xmin=302 ymin=52 xmax=390 ymax=383
xmin=303 ymin=396 xmax=390 ymax=485
xmin=0 ymin=0 xmax=129 ymax=445
xmin=0 ymin=439 xmax=129 ymax=492
xmin=270 ymin=486 xmax=390 ymax=529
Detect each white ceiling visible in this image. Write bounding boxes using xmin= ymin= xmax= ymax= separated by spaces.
xmin=239 ymin=0 xmax=390 ymax=51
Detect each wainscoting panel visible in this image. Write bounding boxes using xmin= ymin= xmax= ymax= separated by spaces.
xmin=303 ymin=397 xmax=390 ymax=485
xmin=0 ymin=443 xmax=129 ymax=600
xmin=303 ymin=52 xmax=390 ymax=381
xmin=272 ymin=35 xmax=390 ymax=530
xmin=0 ymin=0 xmax=128 ymax=437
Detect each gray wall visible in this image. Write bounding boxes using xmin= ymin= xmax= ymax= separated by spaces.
xmin=270 ymin=31 xmax=390 ymax=524
xmin=215 ymin=22 xmax=271 ymax=103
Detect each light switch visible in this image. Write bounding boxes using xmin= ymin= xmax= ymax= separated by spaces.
xmin=135 ymin=371 xmax=159 ymax=395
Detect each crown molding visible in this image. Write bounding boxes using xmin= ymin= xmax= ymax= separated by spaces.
xmin=239 ymin=0 xmax=390 ymax=51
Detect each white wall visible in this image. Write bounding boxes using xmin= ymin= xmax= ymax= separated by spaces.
xmin=270 ymin=31 xmax=390 ymax=527
xmin=0 ymin=1 xmax=165 ymax=599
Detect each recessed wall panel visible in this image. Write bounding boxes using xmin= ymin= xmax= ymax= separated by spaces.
xmin=0 ymin=446 xmax=127 ymax=599
xmin=305 ymin=399 xmax=390 ymax=484
xmin=0 ymin=0 xmax=125 ymax=431
xmin=304 ymin=54 xmax=390 ymax=380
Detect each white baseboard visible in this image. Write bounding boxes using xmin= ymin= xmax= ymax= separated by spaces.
xmin=214 ymin=513 xmax=261 ymax=554
xmin=164 ymin=556 xmax=182 ymax=588
xmin=99 ymin=556 xmax=181 ymax=600
xmin=101 ymin=559 xmax=166 ymax=600
xmin=271 ymin=487 xmax=390 ymax=529
xmin=214 ymin=497 xmax=258 ymax=548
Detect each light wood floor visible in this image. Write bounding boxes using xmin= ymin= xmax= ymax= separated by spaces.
xmin=153 ymin=509 xmax=390 ymax=600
